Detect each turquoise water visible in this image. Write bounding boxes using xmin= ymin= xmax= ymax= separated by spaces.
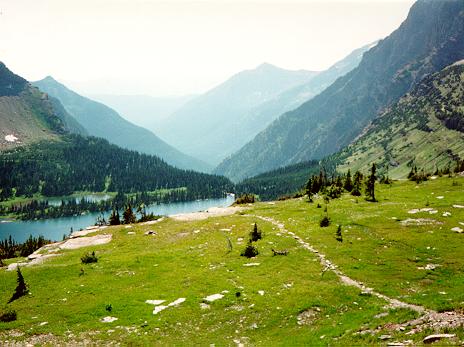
xmin=0 ymin=196 xmax=234 ymax=243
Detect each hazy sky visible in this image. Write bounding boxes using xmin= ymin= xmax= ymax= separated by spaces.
xmin=0 ymin=0 xmax=415 ymax=96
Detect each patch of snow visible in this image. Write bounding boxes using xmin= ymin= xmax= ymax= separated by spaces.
xmin=168 ymin=298 xmax=186 ymax=306
xmin=451 ymin=227 xmax=463 ymax=233
xmin=258 ymin=290 xmax=265 ymax=296
xmin=453 ymin=205 xmax=464 ymax=209
xmin=442 ymin=212 xmax=451 ymax=217
xmin=145 ymin=300 xmax=165 ymax=306
xmin=153 ymin=306 xmax=168 ymax=315
xmin=436 ymin=196 xmax=444 ymax=199
xmin=204 ymin=293 xmax=224 ymax=302
xmin=101 ymin=316 xmax=118 ymax=323
xmin=5 ymin=134 xmax=18 ymax=142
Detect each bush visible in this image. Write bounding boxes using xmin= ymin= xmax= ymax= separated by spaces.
xmin=241 ymin=241 xmax=259 ymax=258
xmin=234 ymin=194 xmax=256 ymax=204
xmin=138 ymin=213 xmax=161 ymax=223
xmin=81 ymin=251 xmax=98 ymax=264
xmin=0 ymin=309 xmax=17 ymax=322
xmin=320 ymin=216 xmax=331 ymax=227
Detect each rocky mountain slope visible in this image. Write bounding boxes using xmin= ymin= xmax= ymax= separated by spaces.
xmin=336 ymin=61 xmax=464 ymax=177
xmin=0 ymin=63 xmax=85 ymax=151
xmin=215 ymin=0 xmax=464 ymax=181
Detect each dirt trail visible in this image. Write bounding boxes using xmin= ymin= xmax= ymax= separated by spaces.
xmin=252 ymin=214 xmax=426 ymax=313
xmin=253 ymin=214 xmax=464 ymax=336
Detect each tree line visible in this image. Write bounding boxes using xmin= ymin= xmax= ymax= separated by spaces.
xmin=0 ymin=135 xmax=233 ymax=200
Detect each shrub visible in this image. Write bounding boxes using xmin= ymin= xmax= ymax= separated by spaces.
xmin=241 ymin=241 xmax=259 ymax=258
xmin=0 ymin=309 xmax=17 ymax=322
xmin=320 ymin=216 xmax=331 ymax=227
xmin=81 ymin=251 xmax=98 ymax=264
xmin=138 ymin=213 xmax=161 ymax=223
xmin=234 ymin=194 xmax=256 ymax=205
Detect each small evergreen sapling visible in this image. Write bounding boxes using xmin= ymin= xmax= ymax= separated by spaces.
xmin=8 ymin=267 xmax=28 ymax=303
xmin=250 ymin=223 xmax=262 ymax=242
xmin=240 ymin=239 xmax=259 ymax=258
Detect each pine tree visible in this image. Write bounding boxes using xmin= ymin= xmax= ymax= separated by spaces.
xmin=250 ymin=223 xmax=262 ymax=242
xmin=344 ymin=169 xmax=353 ymax=192
xmin=351 ymin=171 xmax=362 ymax=196
xmin=122 ymin=204 xmax=136 ymax=224
xmin=8 ymin=267 xmax=28 ymax=303
xmin=108 ymin=207 xmax=120 ymax=225
xmin=365 ymin=163 xmax=377 ymax=202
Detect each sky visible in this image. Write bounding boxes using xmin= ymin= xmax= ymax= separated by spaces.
xmin=0 ymin=0 xmax=415 ymax=96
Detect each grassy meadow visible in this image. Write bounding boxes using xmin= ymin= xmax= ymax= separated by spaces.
xmin=1 ymin=176 xmax=463 ymax=345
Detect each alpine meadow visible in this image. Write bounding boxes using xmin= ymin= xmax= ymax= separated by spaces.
xmin=1 ymin=0 xmax=464 ymax=346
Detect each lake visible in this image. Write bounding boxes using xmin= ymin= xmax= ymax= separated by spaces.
xmin=0 ymin=196 xmax=235 ymax=243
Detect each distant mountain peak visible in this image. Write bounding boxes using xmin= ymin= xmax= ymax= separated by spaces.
xmin=42 ymin=75 xmax=58 ymax=83
xmin=255 ymin=62 xmax=279 ymax=71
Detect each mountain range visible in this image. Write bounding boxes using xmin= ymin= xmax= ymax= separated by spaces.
xmin=32 ymin=77 xmax=210 ymax=172
xmin=215 ymin=0 xmax=464 ymax=182
xmin=156 ymin=63 xmax=319 ymax=165
xmin=0 ymin=62 xmax=231 ymax=199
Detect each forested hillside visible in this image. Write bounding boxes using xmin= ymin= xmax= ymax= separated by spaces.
xmin=234 ymin=160 xmax=324 ymax=201
xmin=0 ymin=135 xmax=232 ymax=199
xmin=336 ymin=61 xmax=464 ymax=177
xmin=33 ymin=77 xmax=210 ymax=172
xmin=215 ymin=0 xmax=464 ymax=181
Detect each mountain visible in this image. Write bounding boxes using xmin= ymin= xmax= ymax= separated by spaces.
xmin=0 ymin=63 xmax=231 ymax=199
xmin=215 ymin=0 xmax=464 ymax=182
xmin=157 ymin=64 xmax=319 ymax=165
xmin=225 ymin=42 xmax=376 ymax=163
xmin=88 ymin=94 xmax=195 ymax=132
xmin=0 ymin=62 xmax=85 ymax=151
xmin=32 ymin=77 xmax=211 ymax=172
xmin=335 ymin=61 xmax=464 ymax=178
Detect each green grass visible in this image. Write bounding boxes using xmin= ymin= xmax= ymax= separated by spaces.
xmin=1 ymin=176 xmax=463 ymax=345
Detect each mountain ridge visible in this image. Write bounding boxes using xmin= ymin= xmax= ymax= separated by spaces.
xmin=33 ymin=77 xmax=211 ymax=172
xmin=215 ymin=0 xmax=464 ymax=181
